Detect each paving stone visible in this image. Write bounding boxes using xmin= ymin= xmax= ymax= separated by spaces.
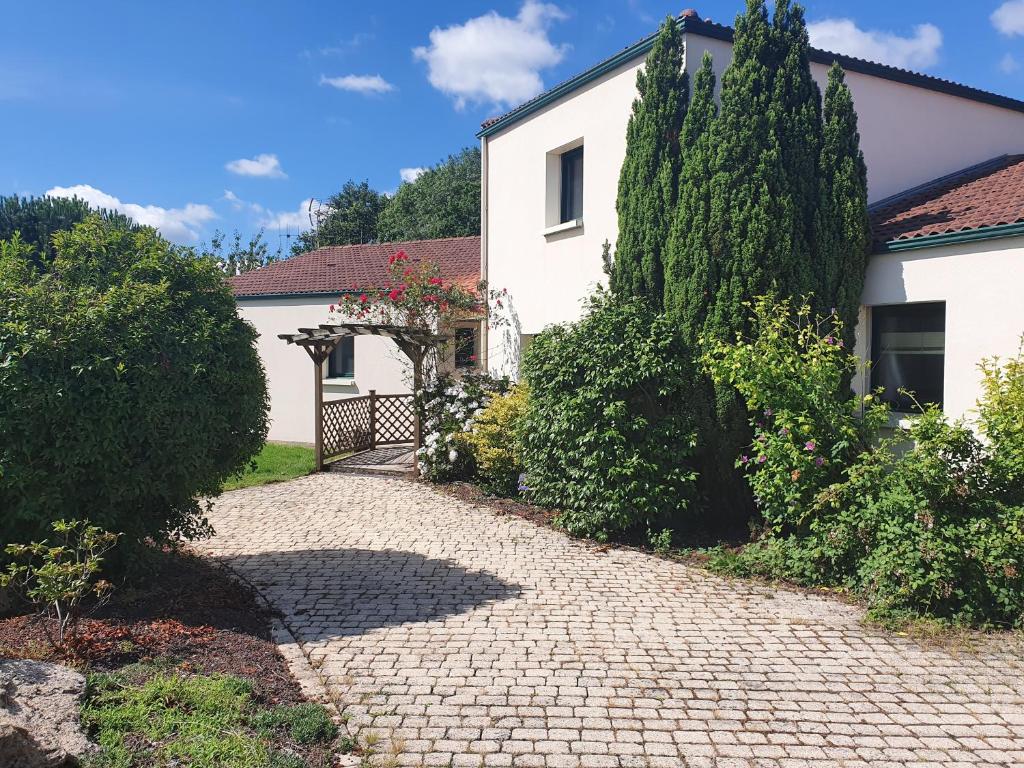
xmin=199 ymin=474 xmax=1024 ymax=768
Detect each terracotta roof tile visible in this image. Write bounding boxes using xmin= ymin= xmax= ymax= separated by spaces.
xmin=869 ymin=155 xmax=1024 ymax=247
xmin=229 ymin=235 xmax=480 ymax=298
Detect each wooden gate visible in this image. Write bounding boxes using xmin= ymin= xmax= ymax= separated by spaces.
xmin=322 ymin=390 xmax=415 ymax=462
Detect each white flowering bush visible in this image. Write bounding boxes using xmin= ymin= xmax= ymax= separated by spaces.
xmin=416 ymin=373 xmax=508 ymax=482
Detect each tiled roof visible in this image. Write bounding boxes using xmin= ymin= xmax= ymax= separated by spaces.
xmin=478 ymin=13 xmax=1024 ymax=138
xmin=229 ymin=236 xmax=481 ymax=298
xmin=869 ymin=155 xmax=1024 ymax=247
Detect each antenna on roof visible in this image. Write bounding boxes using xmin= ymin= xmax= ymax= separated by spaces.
xmin=307 ymin=197 xmax=326 ymax=250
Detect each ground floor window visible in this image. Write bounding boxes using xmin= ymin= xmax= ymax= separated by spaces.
xmin=328 ymin=336 xmax=355 ymax=378
xmin=870 ymin=302 xmax=945 ymax=411
xmin=455 ymin=326 xmax=478 ymax=368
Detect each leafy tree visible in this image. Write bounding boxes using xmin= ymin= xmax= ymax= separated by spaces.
xmin=813 ymin=62 xmax=870 ymax=345
xmin=0 ymin=194 xmax=139 ymax=268
xmin=611 ymin=15 xmax=687 ymax=308
xmin=203 ymin=228 xmax=282 ymax=275
xmin=0 ymin=218 xmax=269 ymax=565
xmin=377 ymin=148 xmax=481 ymax=242
xmin=663 ymin=51 xmax=717 ymax=345
xmin=292 ymin=180 xmax=386 ymax=254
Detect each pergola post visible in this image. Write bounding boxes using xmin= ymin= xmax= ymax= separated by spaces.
xmin=313 ymin=357 xmax=324 ymax=472
xmin=412 ymin=348 xmax=423 ymax=478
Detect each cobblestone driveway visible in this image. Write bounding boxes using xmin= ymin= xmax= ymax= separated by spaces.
xmin=200 ymin=474 xmax=1024 ymax=767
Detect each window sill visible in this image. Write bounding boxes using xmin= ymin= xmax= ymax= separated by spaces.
xmin=323 ymin=377 xmax=356 ymax=387
xmin=543 ymin=219 xmax=583 ymax=237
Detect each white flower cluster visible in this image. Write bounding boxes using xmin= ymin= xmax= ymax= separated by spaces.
xmin=415 ymin=376 xmax=493 ymax=481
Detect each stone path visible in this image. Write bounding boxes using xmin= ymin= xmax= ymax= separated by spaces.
xmin=200 ymin=474 xmax=1024 ymax=767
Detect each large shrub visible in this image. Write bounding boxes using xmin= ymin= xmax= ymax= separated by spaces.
xmin=519 ymin=292 xmax=699 ymax=541
xmin=0 ymin=218 xmax=269 ymax=558
xmin=705 ymin=297 xmax=1024 ymax=626
xmin=462 ymin=384 xmax=529 ymax=497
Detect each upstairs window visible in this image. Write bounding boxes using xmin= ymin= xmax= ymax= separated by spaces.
xmin=560 ymin=146 xmax=584 ymax=223
xmin=870 ymin=302 xmax=945 ymax=412
xmin=328 ymin=336 xmax=355 ymax=379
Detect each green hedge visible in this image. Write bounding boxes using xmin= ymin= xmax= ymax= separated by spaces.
xmin=0 ymin=218 xmax=268 ymax=559
xmin=519 ymin=292 xmax=699 ymax=541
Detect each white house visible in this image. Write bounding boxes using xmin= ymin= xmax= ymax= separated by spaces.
xmin=230 ymin=236 xmax=481 ymax=443
xmin=479 ymin=9 xmax=1024 ymax=421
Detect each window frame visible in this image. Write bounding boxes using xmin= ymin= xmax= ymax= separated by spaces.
xmin=327 ymin=336 xmax=355 ymax=379
xmin=454 ymin=326 xmax=478 ymax=369
xmin=869 ymin=301 xmax=946 ymax=413
xmin=559 ymin=146 xmax=584 ymax=224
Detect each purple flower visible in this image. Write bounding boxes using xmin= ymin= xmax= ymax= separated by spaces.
xmin=825 ymin=335 xmax=835 ymax=345
xmin=757 ymin=455 xmax=767 ymax=464
xmin=764 ymin=407 xmax=773 ymax=417
xmin=517 ymin=472 xmax=530 ymax=492
xmin=804 ymin=440 xmax=816 ymax=452
xmin=779 ymin=427 xmax=789 ymax=436
xmin=740 ymin=454 xmax=750 ymax=464
xmin=815 ymin=456 xmax=824 ymax=466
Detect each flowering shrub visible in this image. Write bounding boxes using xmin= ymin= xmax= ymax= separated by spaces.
xmin=701 ymin=295 xmax=888 ymax=533
xmin=416 ymin=373 xmax=509 ymax=482
xmin=519 ymin=292 xmax=699 ymax=541
xmin=705 ymin=299 xmax=1024 ymax=626
xmin=461 ymin=385 xmax=530 ymax=497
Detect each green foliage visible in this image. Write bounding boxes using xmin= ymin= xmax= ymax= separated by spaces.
xmin=82 ymin=672 xmax=335 ymax=768
xmin=0 ymin=217 xmax=269 ymax=563
xmin=813 ymin=62 xmax=871 ymax=340
xmin=202 ymin=228 xmax=282 ymax=275
xmin=612 ymin=15 xmax=687 ymax=308
xmin=0 ymin=194 xmax=140 ymax=269
xmin=664 ymin=51 xmax=717 ymax=345
xmin=461 ymin=384 xmax=530 ymax=497
xmin=705 ymin=300 xmax=1024 ymax=626
xmin=377 ymin=147 xmax=481 ymax=242
xmin=702 ymin=295 xmax=888 ymax=531
xmin=223 ymin=443 xmax=316 ymax=491
xmin=1 ymin=520 xmax=119 ymax=645
xmin=252 ymin=703 xmax=338 ymax=745
xmin=416 ymin=373 xmax=508 ymax=482
xmin=519 ymin=292 xmax=699 ymax=541
xmin=293 ymin=180 xmax=385 ymax=254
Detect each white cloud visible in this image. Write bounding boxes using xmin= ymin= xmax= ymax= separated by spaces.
xmin=807 ymin=18 xmax=942 ymax=70
xmin=1001 ymin=52 xmax=1021 ymax=73
xmin=993 ymin=0 xmax=1024 ymax=36
xmin=45 ymin=184 xmax=215 ymax=242
xmin=319 ymin=74 xmax=395 ymax=94
xmin=225 ymin=153 xmax=287 ymax=178
xmin=400 ymin=167 xmax=427 ymax=183
xmin=413 ymin=0 xmax=569 ymax=110
xmin=259 ymin=199 xmax=315 ymax=233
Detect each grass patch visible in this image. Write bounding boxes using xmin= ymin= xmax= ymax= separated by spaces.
xmin=81 ymin=671 xmax=337 ymax=768
xmin=223 ymin=443 xmax=315 ymax=491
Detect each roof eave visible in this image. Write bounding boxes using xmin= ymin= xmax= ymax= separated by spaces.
xmin=478 ymin=16 xmax=1024 ymax=139
xmin=875 ymin=221 xmax=1024 ymax=254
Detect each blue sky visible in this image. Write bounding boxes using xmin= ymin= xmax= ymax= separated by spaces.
xmin=4 ymin=1 xmax=1024 ymax=249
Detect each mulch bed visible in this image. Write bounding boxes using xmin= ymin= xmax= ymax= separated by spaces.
xmin=0 ymin=547 xmax=302 ymax=708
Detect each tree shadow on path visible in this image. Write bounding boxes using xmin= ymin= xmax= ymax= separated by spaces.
xmin=226 ymin=548 xmax=521 ymax=641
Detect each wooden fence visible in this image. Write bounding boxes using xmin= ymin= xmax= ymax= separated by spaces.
xmin=322 ymin=391 xmax=415 ymax=462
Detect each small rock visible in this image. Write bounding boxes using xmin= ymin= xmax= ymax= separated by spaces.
xmin=0 ymin=659 xmax=94 ymax=767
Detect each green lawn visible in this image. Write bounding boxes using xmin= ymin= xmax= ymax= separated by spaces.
xmin=223 ymin=443 xmax=316 ymax=491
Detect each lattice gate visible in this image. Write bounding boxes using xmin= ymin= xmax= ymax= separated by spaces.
xmin=322 ymin=391 xmax=415 ymax=462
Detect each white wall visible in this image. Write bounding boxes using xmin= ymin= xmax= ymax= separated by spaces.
xmin=238 ymin=296 xmax=411 ymax=444
xmin=485 ymin=30 xmax=1024 ymax=377
xmin=855 ymin=237 xmax=1024 ymax=421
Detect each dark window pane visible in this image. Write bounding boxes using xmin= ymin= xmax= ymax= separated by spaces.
xmin=870 ymin=302 xmax=945 ymax=411
xmin=560 ymin=147 xmax=583 ymax=223
xmin=328 ymin=336 xmax=355 ymax=378
xmin=455 ymin=327 xmax=477 ymax=367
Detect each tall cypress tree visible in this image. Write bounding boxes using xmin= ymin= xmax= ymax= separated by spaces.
xmin=705 ymin=0 xmax=788 ymax=341
xmin=770 ymin=0 xmax=821 ymax=300
xmin=612 ymin=15 xmax=687 ymax=309
xmin=664 ymin=51 xmax=717 ymax=346
xmin=814 ymin=62 xmax=870 ymax=345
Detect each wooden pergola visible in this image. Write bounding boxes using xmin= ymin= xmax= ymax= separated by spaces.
xmin=278 ymin=323 xmax=449 ymax=473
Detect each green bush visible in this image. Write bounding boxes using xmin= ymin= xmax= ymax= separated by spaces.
xmin=0 ymin=218 xmax=269 ymax=561
xmin=461 ymin=384 xmax=529 ymax=497
xmin=519 ymin=292 xmax=699 ymax=541
xmin=701 ymin=295 xmax=888 ymax=532
xmin=705 ymin=298 xmax=1024 ymax=627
